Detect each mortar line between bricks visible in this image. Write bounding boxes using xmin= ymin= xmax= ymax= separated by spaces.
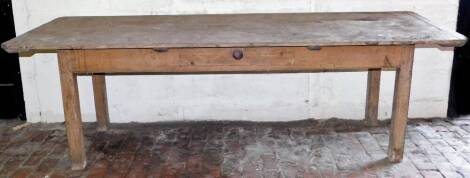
xmin=353 ymin=133 xmax=373 ymax=157
xmin=87 ymin=133 xmax=112 ymax=168
xmin=187 ymin=126 xmax=195 ymax=151
xmin=3 ymin=130 xmax=52 ymax=177
xmin=123 ymin=135 xmax=143 ymax=177
xmin=422 ymin=139 xmax=465 ymax=176
xmin=20 ymin=130 xmax=56 ymax=172
xmin=404 ymin=139 xmax=439 ymax=172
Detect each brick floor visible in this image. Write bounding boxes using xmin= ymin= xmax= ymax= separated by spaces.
xmin=2 ymin=117 xmax=470 ymax=177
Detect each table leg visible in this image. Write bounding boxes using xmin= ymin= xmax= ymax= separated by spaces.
xmin=388 ymin=47 xmax=414 ymax=162
xmin=92 ymin=75 xmax=110 ymax=131
xmin=58 ymin=51 xmax=87 ymax=170
xmin=365 ymin=69 xmax=381 ymax=126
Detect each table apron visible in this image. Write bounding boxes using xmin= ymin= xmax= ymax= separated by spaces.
xmin=58 ymin=45 xmax=413 ymax=74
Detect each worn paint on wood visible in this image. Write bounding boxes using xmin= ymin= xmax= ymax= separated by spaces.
xmin=1 ymin=11 xmax=466 ymax=53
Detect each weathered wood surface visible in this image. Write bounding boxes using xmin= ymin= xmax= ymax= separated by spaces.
xmin=59 ymin=46 xmax=409 ymax=74
xmin=365 ymin=69 xmax=381 ymax=126
xmin=388 ymin=46 xmax=415 ymax=162
xmin=92 ymin=75 xmax=109 ymax=131
xmin=2 ymin=11 xmax=466 ymax=53
xmin=57 ymin=51 xmax=86 ymax=170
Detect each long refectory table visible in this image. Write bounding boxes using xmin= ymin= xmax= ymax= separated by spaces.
xmin=2 ymin=11 xmax=467 ymax=170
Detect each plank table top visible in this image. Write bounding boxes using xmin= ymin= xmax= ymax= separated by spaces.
xmin=1 ymin=11 xmax=466 ymax=53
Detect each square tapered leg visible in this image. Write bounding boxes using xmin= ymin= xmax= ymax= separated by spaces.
xmin=365 ymin=68 xmax=381 ymax=126
xmin=58 ymin=51 xmax=86 ymax=170
xmin=92 ymin=75 xmax=110 ymax=131
xmin=388 ymin=47 xmax=414 ymax=162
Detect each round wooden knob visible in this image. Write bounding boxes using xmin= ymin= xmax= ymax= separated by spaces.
xmin=232 ymin=50 xmax=244 ymax=60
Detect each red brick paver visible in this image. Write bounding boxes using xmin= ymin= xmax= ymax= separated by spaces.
xmin=1 ymin=118 xmax=470 ymax=177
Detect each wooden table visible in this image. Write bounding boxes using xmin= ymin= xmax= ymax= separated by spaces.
xmin=2 ymin=12 xmax=466 ymax=170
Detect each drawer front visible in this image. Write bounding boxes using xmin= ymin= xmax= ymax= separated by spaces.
xmin=65 ymin=46 xmax=412 ymax=74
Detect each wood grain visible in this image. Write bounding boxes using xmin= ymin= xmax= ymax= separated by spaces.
xmin=92 ymin=75 xmax=109 ymax=131
xmin=2 ymin=12 xmax=466 ymax=53
xmin=365 ymin=69 xmax=381 ymax=126
xmin=57 ymin=51 xmax=86 ymax=170
xmin=61 ymin=46 xmax=410 ymax=74
xmin=388 ymin=46 xmax=415 ymax=162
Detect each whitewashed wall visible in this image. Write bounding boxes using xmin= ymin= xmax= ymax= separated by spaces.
xmin=11 ymin=0 xmax=459 ymax=123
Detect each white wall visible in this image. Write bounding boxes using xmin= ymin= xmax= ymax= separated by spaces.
xmin=11 ymin=0 xmax=459 ymax=123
